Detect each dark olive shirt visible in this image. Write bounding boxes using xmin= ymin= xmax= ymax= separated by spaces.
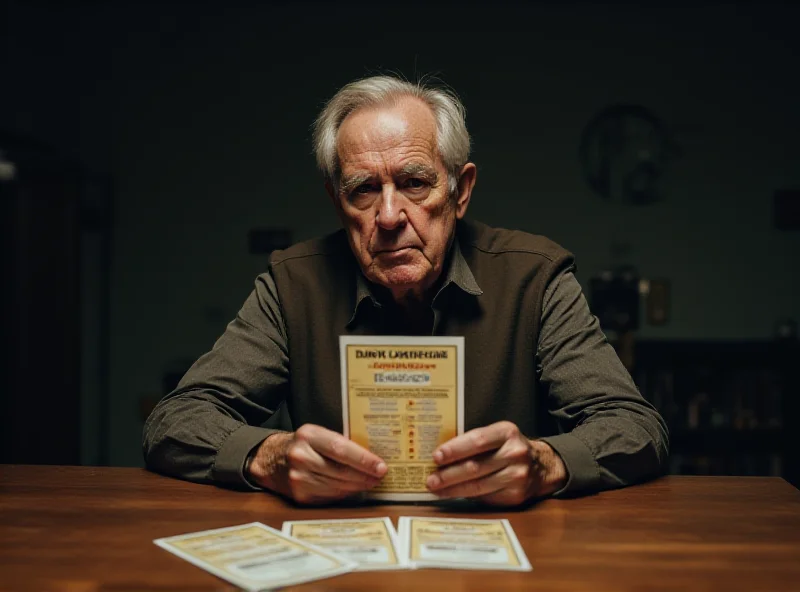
xmin=143 ymin=222 xmax=669 ymax=495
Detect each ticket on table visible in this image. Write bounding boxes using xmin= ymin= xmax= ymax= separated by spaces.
xmin=153 ymin=522 xmax=356 ymax=591
xmin=397 ymin=517 xmax=532 ymax=571
xmin=281 ymin=517 xmax=408 ymax=571
xmin=339 ymin=335 xmax=465 ymax=501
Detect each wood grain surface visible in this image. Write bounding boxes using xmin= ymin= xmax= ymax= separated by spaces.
xmin=1 ymin=466 xmax=799 ymax=591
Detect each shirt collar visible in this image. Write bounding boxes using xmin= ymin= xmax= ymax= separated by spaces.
xmin=348 ymin=235 xmax=483 ymax=326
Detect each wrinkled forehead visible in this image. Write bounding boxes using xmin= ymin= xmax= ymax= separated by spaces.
xmin=336 ymin=98 xmax=439 ymax=164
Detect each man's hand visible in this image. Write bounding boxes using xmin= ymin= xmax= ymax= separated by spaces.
xmin=425 ymin=421 xmax=567 ymax=506
xmin=246 ymin=424 xmax=387 ymax=504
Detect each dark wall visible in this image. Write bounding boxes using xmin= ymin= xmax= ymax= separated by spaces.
xmin=2 ymin=2 xmax=798 ymax=466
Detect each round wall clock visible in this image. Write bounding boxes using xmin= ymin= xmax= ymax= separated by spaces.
xmin=579 ymin=104 xmax=677 ymax=205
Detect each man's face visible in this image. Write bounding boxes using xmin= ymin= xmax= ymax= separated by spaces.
xmin=330 ymin=98 xmax=474 ymax=303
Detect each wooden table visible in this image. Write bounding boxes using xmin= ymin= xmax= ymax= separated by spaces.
xmin=1 ymin=466 xmax=799 ymax=591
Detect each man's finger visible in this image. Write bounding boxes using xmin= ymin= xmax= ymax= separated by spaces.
xmin=474 ymin=487 xmax=529 ymax=507
xmin=433 ymin=422 xmax=518 ymax=466
xmin=312 ymin=456 xmax=385 ymax=485
xmin=289 ymin=433 xmax=384 ymax=491
xmin=289 ymin=469 xmax=336 ymax=504
xmin=289 ymin=469 xmax=374 ymax=503
xmin=431 ymin=465 xmax=520 ymax=500
xmin=296 ymin=424 xmax=387 ymax=478
xmin=426 ymin=452 xmax=506 ymax=491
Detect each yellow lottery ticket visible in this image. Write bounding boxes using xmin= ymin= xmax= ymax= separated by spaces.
xmin=153 ymin=522 xmax=356 ymax=590
xmin=397 ymin=517 xmax=532 ymax=571
xmin=339 ymin=335 xmax=465 ymax=501
xmin=282 ymin=517 xmax=407 ymax=570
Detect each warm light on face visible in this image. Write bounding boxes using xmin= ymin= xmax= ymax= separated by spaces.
xmin=332 ymin=98 xmax=462 ymax=304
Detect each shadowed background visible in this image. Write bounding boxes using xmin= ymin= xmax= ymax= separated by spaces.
xmin=1 ymin=2 xmax=798 ymax=479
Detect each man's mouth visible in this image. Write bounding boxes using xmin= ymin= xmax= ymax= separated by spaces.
xmin=375 ymin=246 xmax=416 ymax=255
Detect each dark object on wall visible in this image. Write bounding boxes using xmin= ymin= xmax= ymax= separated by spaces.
xmin=646 ymin=278 xmax=671 ymax=325
xmin=775 ymin=318 xmax=797 ymax=341
xmin=579 ymin=104 xmax=679 ymax=205
xmin=773 ymin=189 xmax=800 ymax=230
xmin=589 ymin=267 xmax=640 ymax=332
xmin=248 ymin=228 xmax=293 ymax=255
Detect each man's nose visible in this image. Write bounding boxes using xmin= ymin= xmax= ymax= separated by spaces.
xmin=375 ymin=185 xmax=406 ymax=230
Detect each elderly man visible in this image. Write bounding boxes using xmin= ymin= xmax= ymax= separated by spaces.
xmin=143 ymin=76 xmax=668 ymax=506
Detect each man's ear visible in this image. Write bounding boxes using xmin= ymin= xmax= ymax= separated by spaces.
xmin=454 ymin=163 xmax=477 ymax=220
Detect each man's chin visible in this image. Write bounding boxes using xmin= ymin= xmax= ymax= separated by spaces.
xmin=368 ymin=265 xmax=431 ymax=294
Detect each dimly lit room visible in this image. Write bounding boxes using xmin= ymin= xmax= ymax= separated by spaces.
xmin=1 ymin=1 xmax=798 ymax=589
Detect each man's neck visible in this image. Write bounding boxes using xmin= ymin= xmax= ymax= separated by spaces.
xmin=370 ymin=232 xmax=458 ymax=332
xmin=387 ymin=292 xmax=434 ymax=335
xmin=393 ymin=289 xmax=431 ymax=316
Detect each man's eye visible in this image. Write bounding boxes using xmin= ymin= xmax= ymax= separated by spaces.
xmin=346 ymin=184 xmax=379 ymax=207
xmin=354 ymin=183 xmax=378 ymax=195
xmin=404 ymin=178 xmax=427 ymax=189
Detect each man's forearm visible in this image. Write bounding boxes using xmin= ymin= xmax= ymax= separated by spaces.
xmin=143 ymin=390 xmax=277 ymax=487
xmin=529 ymin=439 xmax=568 ymax=497
xmin=143 ymin=269 xmax=293 ymax=488
xmin=245 ymin=432 xmax=294 ymax=496
xmin=537 ymin=269 xmax=669 ymax=494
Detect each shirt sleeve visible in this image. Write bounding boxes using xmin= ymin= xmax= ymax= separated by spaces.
xmin=535 ymin=267 xmax=670 ymax=496
xmin=142 ymin=269 xmax=290 ymax=489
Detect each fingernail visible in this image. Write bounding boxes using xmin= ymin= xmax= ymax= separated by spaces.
xmin=375 ymin=461 xmax=387 ymax=475
xmin=433 ymin=450 xmax=444 ymax=464
xmin=426 ymin=474 xmax=440 ymax=490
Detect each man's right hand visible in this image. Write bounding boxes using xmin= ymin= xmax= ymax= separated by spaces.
xmin=245 ymin=424 xmax=387 ymax=504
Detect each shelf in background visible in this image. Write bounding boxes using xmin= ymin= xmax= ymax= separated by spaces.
xmin=627 ymin=339 xmax=799 ymax=486
xmin=669 ymin=427 xmax=784 ymax=454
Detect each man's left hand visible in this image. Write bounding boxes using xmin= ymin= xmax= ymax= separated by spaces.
xmin=425 ymin=421 xmax=568 ymax=506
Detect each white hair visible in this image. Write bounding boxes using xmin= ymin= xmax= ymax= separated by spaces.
xmin=312 ymin=75 xmax=471 ymax=197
